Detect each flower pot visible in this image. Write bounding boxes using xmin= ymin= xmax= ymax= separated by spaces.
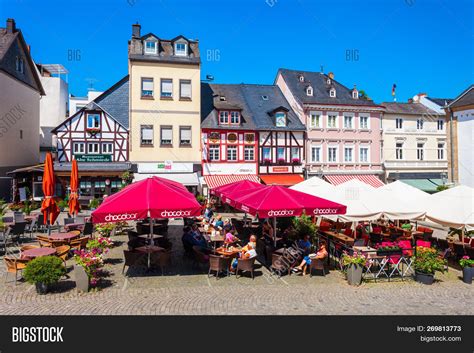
xmin=346 ymin=264 xmax=363 ymax=286
xmin=462 ymin=267 xmax=472 ymax=284
xmin=415 ymin=271 xmax=434 ymax=285
xmin=74 ymin=265 xmax=90 ymax=292
xmin=35 ymin=282 xmax=49 ymax=295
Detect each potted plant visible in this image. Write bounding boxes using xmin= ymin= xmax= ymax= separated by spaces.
xmin=459 ymin=256 xmax=473 ymax=284
xmin=73 ymin=248 xmax=105 ymax=292
xmin=23 ymin=256 xmax=66 ymax=294
xmin=413 ymin=247 xmax=446 ymax=285
xmin=95 ymin=223 xmax=116 ymax=238
xmin=277 ymin=158 xmax=286 ymax=165
xmin=57 ymin=198 xmax=68 ymax=212
xmin=263 ymin=158 xmax=271 ymax=165
xmin=89 ymin=198 xmax=100 ymax=210
xmin=376 ymin=245 xmax=403 ymax=256
xmin=292 ymin=157 xmax=300 ymax=165
xmin=341 ymin=251 xmax=366 ymax=286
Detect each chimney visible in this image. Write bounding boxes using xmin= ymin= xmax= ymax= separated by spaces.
xmin=328 ymin=72 xmax=334 ymax=79
xmin=6 ymin=18 xmax=16 ymax=33
xmin=408 ymin=98 xmax=413 ymax=103
xmin=132 ymin=22 xmax=141 ymax=38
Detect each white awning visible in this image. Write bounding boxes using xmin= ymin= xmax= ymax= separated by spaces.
xmin=133 ymin=173 xmax=199 ymax=186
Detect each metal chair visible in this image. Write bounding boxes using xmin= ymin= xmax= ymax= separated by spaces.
xmin=10 ymin=222 xmax=26 ymax=244
xmin=24 ymin=218 xmax=37 ymax=240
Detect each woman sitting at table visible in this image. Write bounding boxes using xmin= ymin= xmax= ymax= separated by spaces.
xmin=225 ymin=230 xmax=240 ymax=244
xmin=230 ymin=239 xmax=257 ymax=272
xmin=292 ymin=240 xmax=328 ymax=275
xmin=223 ymin=218 xmax=233 ymax=232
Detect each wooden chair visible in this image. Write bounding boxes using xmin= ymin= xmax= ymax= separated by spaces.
xmin=4 ymin=256 xmax=29 ymax=284
xmin=20 ymin=244 xmax=39 ymax=252
xmin=208 ymin=254 xmax=230 ymax=279
xmin=51 ymin=240 xmax=68 ymax=248
xmin=55 ymin=245 xmax=71 ymax=266
xmin=309 ymin=258 xmax=327 ymax=277
xmin=36 ymin=235 xmax=52 ymax=248
xmin=70 ymin=237 xmax=90 ymax=252
xmin=235 ymin=257 xmax=256 ymax=279
xmin=122 ymin=250 xmax=146 ymax=275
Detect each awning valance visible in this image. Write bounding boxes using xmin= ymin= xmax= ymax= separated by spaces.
xmin=324 ymin=174 xmax=384 ymax=188
xmin=260 ymin=174 xmax=304 ymax=186
xmin=203 ymin=175 xmax=260 ymax=189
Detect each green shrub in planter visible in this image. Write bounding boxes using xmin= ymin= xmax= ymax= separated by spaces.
xmin=413 ymin=247 xmax=446 ymax=285
xmin=23 ymin=256 xmax=66 ymax=294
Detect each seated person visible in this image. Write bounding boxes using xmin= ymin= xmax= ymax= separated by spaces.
xmin=242 ymin=235 xmax=257 ymax=251
xmin=224 ymin=230 xmax=240 ymax=244
xmin=213 ymin=215 xmax=224 ymax=229
xmin=262 ymin=219 xmax=273 ymax=237
xmin=204 ymin=204 xmax=214 ymax=221
xmin=297 ymin=235 xmax=312 ymax=255
xmin=292 ymin=240 xmax=328 ymax=275
xmin=223 ymin=218 xmax=233 ymax=232
xmin=230 ymin=239 xmax=257 ymax=271
xmin=190 ymin=224 xmax=208 ymax=249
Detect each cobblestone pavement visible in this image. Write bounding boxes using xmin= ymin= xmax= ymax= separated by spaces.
xmin=0 ymin=217 xmax=472 ymax=315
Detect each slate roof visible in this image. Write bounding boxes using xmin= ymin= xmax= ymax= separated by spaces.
xmin=380 ymin=102 xmax=441 ymax=116
xmin=0 ymin=21 xmax=45 ymax=95
xmin=93 ymin=75 xmax=129 ymax=128
xmin=425 ymin=97 xmax=453 ymax=107
xmin=201 ymin=83 xmax=305 ymax=131
xmin=447 ymin=85 xmax=474 ymax=109
xmin=277 ymin=68 xmax=378 ymax=107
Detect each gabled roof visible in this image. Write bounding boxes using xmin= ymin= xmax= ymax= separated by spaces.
xmin=277 ymin=68 xmax=378 ymax=107
xmin=447 ymin=85 xmax=474 ymax=109
xmin=52 ymin=75 xmax=129 ymax=133
xmin=425 ymin=97 xmax=453 ymax=107
xmin=0 ymin=21 xmax=45 ymax=95
xmin=201 ymin=83 xmax=305 ymax=131
xmin=380 ymin=102 xmax=441 ymax=116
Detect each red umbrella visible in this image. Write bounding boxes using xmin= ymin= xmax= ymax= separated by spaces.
xmin=91 ymin=176 xmax=201 ymax=223
xmin=40 ymin=153 xmax=60 ymax=228
xmin=230 ymin=185 xmax=346 ymax=245
xmin=68 ymin=159 xmax=80 ymax=217
xmin=211 ymin=180 xmax=263 ymax=206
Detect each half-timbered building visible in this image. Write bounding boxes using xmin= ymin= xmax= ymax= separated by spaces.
xmin=200 ymin=83 xmax=305 ymax=193
xmin=51 ymin=75 xmax=131 ymax=200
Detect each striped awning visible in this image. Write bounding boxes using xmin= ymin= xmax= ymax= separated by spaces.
xmin=203 ymin=175 xmax=261 ymax=189
xmin=324 ymin=174 xmax=384 ymax=188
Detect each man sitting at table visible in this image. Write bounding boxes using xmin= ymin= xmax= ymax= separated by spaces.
xmin=297 ymin=235 xmax=312 ymax=256
xmin=189 ymin=224 xmax=208 ymax=249
xmin=213 ymin=215 xmax=224 ymax=229
xmin=292 ymin=240 xmax=328 ymax=275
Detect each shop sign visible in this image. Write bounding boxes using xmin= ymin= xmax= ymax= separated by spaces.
xmin=74 ymin=154 xmax=112 ymax=162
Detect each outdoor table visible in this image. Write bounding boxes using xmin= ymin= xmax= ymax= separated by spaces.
xmin=49 ymin=232 xmax=79 ymax=241
xmin=215 ymin=247 xmax=241 ymax=257
xmin=136 ymin=245 xmax=165 ymax=268
xmin=204 ymin=233 xmax=225 ymax=250
xmin=353 ymin=246 xmax=377 ymax=258
xmin=64 ymin=223 xmax=85 ymax=232
xmin=22 ymin=247 xmax=56 ymax=259
xmin=138 ymin=234 xmax=164 ymax=240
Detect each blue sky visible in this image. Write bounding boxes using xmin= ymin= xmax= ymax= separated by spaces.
xmin=2 ymin=0 xmax=472 ymax=103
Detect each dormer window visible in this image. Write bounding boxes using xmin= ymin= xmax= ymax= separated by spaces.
xmin=330 ymin=88 xmax=336 ymax=98
xmin=306 ymin=86 xmax=313 ymax=96
xmin=15 ymin=56 xmax=24 ymax=73
xmin=352 ymin=89 xmax=359 ymax=99
xmin=144 ymin=40 xmax=157 ymax=54
xmin=327 ymin=78 xmax=331 ymax=85
xmin=275 ymin=112 xmax=287 ymax=127
xmin=261 ymin=95 xmax=268 ymax=101
xmin=175 ymin=42 xmax=187 ymax=56
xmin=298 ymin=75 xmax=304 ymax=82
xmin=219 ymin=110 xmax=240 ymax=125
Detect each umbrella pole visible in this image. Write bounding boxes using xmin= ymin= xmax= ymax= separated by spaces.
xmin=273 ymin=217 xmax=277 ymax=247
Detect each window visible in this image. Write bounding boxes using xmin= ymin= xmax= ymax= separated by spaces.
xmin=19 ymin=130 xmax=23 ymax=139
xmin=306 ymin=86 xmax=313 ymax=96
xmin=437 ymin=119 xmax=444 ymax=130
xmin=417 ymin=142 xmax=424 ymax=160
xmin=140 ymin=125 xmax=153 ymax=146
xmin=111 ymin=180 xmax=122 ymax=193
xmin=244 ymin=146 xmax=254 ymax=161
xmin=86 ymin=113 xmax=100 ymax=129
xmin=277 ymin=147 xmax=285 ymax=160
xmin=94 ymin=181 xmax=106 ymax=195
xmin=417 ymin=118 xmax=424 ymax=130
xmin=179 ymin=80 xmax=192 ymax=100
xmin=344 ymin=147 xmax=353 ymax=162
xmin=275 ymin=112 xmax=286 ymax=127
xmin=230 ymin=111 xmax=240 ymax=124
xmin=299 ymin=75 xmax=304 ymax=82
xmin=219 ymin=111 xmax=229 ymax=124
xmin=144 ymin=40 xmax=157 ymax=54
xmin=209 ymin=145 xmax=220 ymax=161
xmin=161 ymin=79 xmax=173 ymax=98
xmin=15 ymin=57 xmax=24 ymax=73
xmin=396 ymin=118 xmax=403 ymax=129
xmin=79 ymin=181 xmax=92 ymax=196
xmin=227 ymin=146 xmax=237 ymax=161
xmin=311 ymin=146 xmax=321 ymax=162
xmin=359 ymin=147 xmax=369 ymax=163
xmin=359 ymin=115 xmax=369 ymax=129
xmin=141 ymin=78 xmax=154 ymax=98
xmin=179 ymin=126 xmax=192 ymax=146
xmin=330 ymin=88 xmax=336 ymax=97
xmin=437 ymin=142 xmax=445 ymax=160
xmin=352 ymin=90 xmax=358 ymax=99
xmin=328 ymin=147 xmax=338 ymax=162
xmin=396 ymin=142 xmax=403 ymax=160
xmin=175 ymin=42 xmax=187 ymax=56
xmin=327 ymin=114 xmax=338 ymax=128
xmin=291 ymin=147 xmax=299 ymax=160
xmin=87 ymin=143 xmax=99 ymax=154
xmin=310 ymin=112 xmax=321 ymax=128
xmin=160 ymin=126 xmax=173 ymax=146
xmin=344 ymin=115 xmax=353 ymax=129
xmin=73 ymin=142 xmax=85 ymax=154
xmin=262 ymin=147 xmax=271 ymax=160
xmin=102 ymin=143 xmax=113 ymax=154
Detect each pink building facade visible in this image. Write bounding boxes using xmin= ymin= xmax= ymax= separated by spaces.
xmin=275 ymin=69 xmax=385 ymax=187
